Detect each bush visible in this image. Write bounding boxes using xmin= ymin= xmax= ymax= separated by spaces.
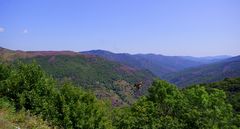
xmin=0 ymin=62 xmax=113 ymax=128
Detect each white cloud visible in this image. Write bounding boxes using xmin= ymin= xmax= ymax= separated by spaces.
xmin=23 ymin=29 xmax=28 ymax=34
xmin=0 ymin=27 xmax=5 ymax=32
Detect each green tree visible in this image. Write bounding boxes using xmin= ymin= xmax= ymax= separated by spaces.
xmin=0 ymin=62 xmax=114 ymax=128
xmin=114 ymin=80 xmax=237 ymax=129
xmin=55 ymin=83 xmax=113 ymax=129
xmin=182 ymin=86 xmax=234 ymax=128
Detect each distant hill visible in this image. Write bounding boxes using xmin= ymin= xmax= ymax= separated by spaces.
xmin=182 ymin=55 xmax=231 ymax=64
xmin=0 ymin=47 xmax=155 ymax=106
xmin=81 ymin=50 xmax=229 ymax=77
xmin=163 ymin=56 xmax=240 ymax=87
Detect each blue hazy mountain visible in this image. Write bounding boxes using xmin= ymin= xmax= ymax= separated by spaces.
xmin=162 ymin=56 xmax=240 ymax=87
xmin=181 ymin=55 xmax=232 ymax=63
xmin=81 ymin=50 xmax=230 ymax=77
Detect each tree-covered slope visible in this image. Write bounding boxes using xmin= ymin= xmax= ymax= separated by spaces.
xmin=0 ymin=47 xmax=155 ymax=106
xmin=22 ymin=55 xmax=155 ymax=105
xmin=163 ymin=56 xmax=240 ymax=87
xmin=1 ymin=62 xmax=239 ymax=128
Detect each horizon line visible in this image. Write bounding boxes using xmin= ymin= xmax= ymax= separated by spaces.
xmin=1 ymin=46 xmax=238 ymax=58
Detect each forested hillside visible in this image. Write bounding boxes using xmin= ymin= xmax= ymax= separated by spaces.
xmin=0 ymin=62 xmax=239 ymax=128
xmin=0 ymin=47 xmax=155 ymax=106
xmin=163 ymin=56 xmax=240 ymax=87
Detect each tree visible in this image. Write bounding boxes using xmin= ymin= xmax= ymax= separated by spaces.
xmin=0 ymin=62 xmax=114 ymax=128
xmin=182 ymin=86 xmax=234 ymax=128
xmin=55 ymin=83 xmax=113 ymax=129
xmin=114 ymin=80 xmax=237 ymax=129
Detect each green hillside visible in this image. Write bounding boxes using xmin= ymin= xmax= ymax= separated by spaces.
xmin=0 ymin=48 xmax=155 ymax=106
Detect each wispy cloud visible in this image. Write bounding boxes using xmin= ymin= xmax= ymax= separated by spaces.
xmin=23 ymin=28 xmax=29 ymax=34
xmin=0 ymin=27 xmax=5 ymax=32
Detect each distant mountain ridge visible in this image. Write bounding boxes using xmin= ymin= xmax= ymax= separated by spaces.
xmin=81 ymin=50 xmax=230 ymax=77
xmin=81 ymin=50 xmax=240 ymax=87
xmin=1 ymin=47 xmax=238 ymax=91
xmin=182 ymin=55 xmax=231 ymax=63
xmin=163 ymin=55 xmax=240 ymax=87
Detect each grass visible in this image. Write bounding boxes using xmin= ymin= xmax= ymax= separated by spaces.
xmin=0 ymin=98 xmax=54 ymax=129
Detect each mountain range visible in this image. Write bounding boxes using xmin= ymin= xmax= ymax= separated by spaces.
xmin=81 ymin=50 xmax=239 ymax=87
xmin=1 ymin=47 xmax=239 ymax=104
xmin=81 ymin=50 xmax=230 ymax=77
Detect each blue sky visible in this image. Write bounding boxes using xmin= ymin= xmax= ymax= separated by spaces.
xmin=0 ymin=0 xmax=239 ymax=56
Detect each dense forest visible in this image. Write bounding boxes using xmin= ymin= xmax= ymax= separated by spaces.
xmin=1 ymin=62 xmax=239 ymax=128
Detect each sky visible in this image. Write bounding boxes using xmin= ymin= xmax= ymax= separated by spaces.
xmin=0 ymin=0 xmax=240 ymax=56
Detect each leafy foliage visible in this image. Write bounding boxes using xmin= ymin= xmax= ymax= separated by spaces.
xmin=199 ymin=78 xmax=240 ymax=112
xmin=114 ymin=80 xmax=239 ymax=129
xmin=1 ymin=61 xmax=239 ymax=128
xmin=0 ymin=62 xmax=113 ymax=128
